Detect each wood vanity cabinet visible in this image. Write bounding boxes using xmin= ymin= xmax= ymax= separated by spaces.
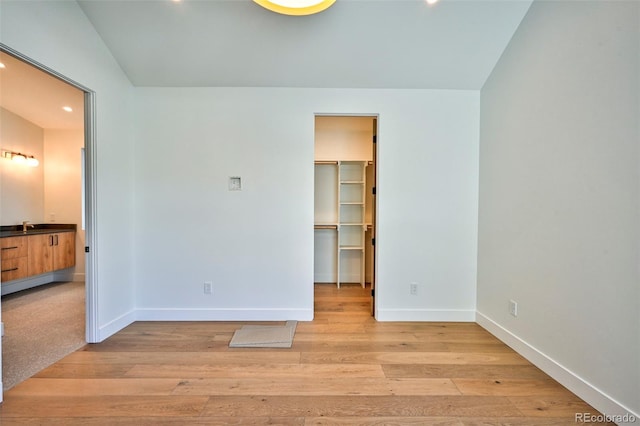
xmin=1 ymin=236 xmax=29 ymax=282
xmin=27 ymin=232 xmax=75 ymax=276
xmin=52 ymin=232 xmax=75 ymax=270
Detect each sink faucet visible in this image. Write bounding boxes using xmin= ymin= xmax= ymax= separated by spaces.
xmin=22 ymin=221 xmax=34 ymax=232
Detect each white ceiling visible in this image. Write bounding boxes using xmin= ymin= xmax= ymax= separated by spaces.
xmin=0 ymin=51 xmax=85 ymax=129
xmin=78 ymin=0 xmax=533 ymax=89
xmin=0 ymin=0 xmax=533 ymax=129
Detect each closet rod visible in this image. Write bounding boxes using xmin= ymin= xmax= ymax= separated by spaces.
xmin=314 ymin=224 xmax=338 ymax=230
xmin=315 ymin=161 xmax=338 ymax=165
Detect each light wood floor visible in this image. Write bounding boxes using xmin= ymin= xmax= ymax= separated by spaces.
xmin=0 ymin=284 xmax=611 ymax=425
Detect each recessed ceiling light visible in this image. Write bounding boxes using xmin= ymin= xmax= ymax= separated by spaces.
xmin=62 ymin=106 xmax=73 ymax=112
xmin=0 ymin=63 xmax=5 ymax=69
xmin=426 ymin=0 xmax=439 ymax=4
xmin=253 ymin=0 xmax=335 ymax=16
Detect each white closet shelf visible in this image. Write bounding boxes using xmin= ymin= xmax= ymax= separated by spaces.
xmin=339 ymin=245 xmax=364 ymax=250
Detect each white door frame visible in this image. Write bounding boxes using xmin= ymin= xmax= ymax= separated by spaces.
xmin=0 ymin=44 xmax=99 ymax=343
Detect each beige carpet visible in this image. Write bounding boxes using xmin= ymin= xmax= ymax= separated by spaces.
xmin=1 ymin=281 xmax=85 ymax=390
xmin=229 ymin=321 xmax=297 ymax=348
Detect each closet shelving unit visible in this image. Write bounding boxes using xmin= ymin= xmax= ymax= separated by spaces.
xmin=314 ymin=160 xmax=368 ymax=288
xmin=338 ymin=161 xmax=366 ymax=288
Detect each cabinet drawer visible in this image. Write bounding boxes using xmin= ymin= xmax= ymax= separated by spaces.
xmin=1 ymin=236 xmax=28 ymax=260
xmin=1 ymin=256 xmax=28 ymax=282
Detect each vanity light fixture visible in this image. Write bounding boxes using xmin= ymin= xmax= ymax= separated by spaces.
xmin=253 ymin=0 xmax=336 ymax=16
xmin=2 ymin=150 xmax=39 ymax=167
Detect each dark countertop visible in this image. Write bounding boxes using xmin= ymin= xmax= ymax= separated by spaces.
xmin=0 ymin=224 xmax=77 ymax=238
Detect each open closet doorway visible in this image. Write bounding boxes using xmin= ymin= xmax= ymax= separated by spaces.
xmin=313 ymin=115 xmax=378 ymax=317
xmin=0 ymin=45 xmax=97 ymax=395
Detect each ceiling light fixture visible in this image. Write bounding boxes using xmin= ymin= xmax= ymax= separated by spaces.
xmin=426 ymin=0 xmax=439 ymax=4
xmin=0 ymin=63 xmax=6 ymax=69
xmin=62 ymin=106 xmax=73 ymax=112
xmin=253 ymin=0 xmax=335 ymax=16
xmin=2 ymin=150 xmax=39 ymax=167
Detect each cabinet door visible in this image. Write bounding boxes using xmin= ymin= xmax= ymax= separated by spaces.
xmin=53 ymin=232 xmax=75 ymax=270
xmin=28 ymin=234 xmax=53 ymax=275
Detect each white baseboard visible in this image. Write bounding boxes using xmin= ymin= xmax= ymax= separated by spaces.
xmin=93 ymin=308 xmax=312 ymax=342
xmin=313 ymin=274 xmax=335 ymax=283
xmin=476 ymin=311 xmax=639 ymax=422
xmin=313 ymin=277 xmax=363 ymax=284
xmin=96 ymin=309 xmax=136 ymax=342
xmin=376 ymin=309 xmax=476 ymax=322
xmin=135 ymin=308 xmax=314 ymax=322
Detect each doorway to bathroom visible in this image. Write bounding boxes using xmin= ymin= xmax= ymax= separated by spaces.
xmin=0 ymin=45 xmax=98 ymax=393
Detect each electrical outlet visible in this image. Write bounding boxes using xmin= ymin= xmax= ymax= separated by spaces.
xmin=509 ymin=299 xmax=518 ymax=317
xmin=410 ymin=282 xmax=418 ymax=296
xmin=204 ymin=281 xmax=213 ymax=295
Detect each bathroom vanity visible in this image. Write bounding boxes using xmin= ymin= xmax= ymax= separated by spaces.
xmin=0 ymin=224 xmax=76 ymax=295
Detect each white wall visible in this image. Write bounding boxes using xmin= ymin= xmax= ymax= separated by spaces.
xmin=0 ymin=108 xmax=44 ymax=225
xmin=133 ymin=88 xmax=479 ymax=321
xmin=1 ymin=1 xmax=136 ymax=340
xmin=44 ymin=129 xmax=85 ymax=280
xmin=478 ymin=0 xmax=639 ymax=418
